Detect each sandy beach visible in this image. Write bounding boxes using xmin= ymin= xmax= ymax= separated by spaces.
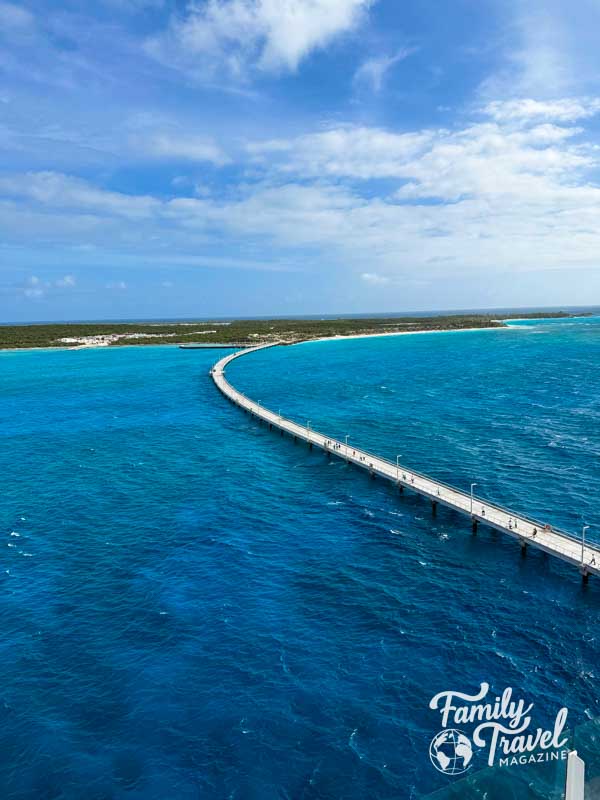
xmin=302 ymin=325 xmax=509 ymax=345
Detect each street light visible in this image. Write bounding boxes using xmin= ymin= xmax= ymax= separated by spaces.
xmin=470 ymin=483 xmax=477 ymax=514
xmin=345 ymin=435 xmax=350 ymax=458
xmin=582 ymin=525 xmax=590 ymax=566
xmin=397 ymin=455 xmax=402 ymax=482
xmin=307 ymin=420 xmax=311 ymax=441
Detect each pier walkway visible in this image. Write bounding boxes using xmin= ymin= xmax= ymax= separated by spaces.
xmin=211 ymin=343 xmax=600 ymax=582
xmin=179 ymin=342 xmax=251 ymax=349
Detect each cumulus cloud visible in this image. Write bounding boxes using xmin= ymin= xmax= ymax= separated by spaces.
xmin=250 ymin=100 xmax=599 ymax=205
xmin=147 ymin=0 xmax=375 ymax=81
xmin=4 ymin=97 xmax=600 ymax=282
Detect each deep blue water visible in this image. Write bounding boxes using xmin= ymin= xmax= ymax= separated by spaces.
xmin=1 ymin=318 xmax=599 ymax=799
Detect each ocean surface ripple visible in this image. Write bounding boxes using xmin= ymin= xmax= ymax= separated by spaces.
xmin=1 ymin=317 xmax=599 ymax=798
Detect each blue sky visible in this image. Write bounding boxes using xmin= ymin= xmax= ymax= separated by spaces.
xmin=2 ymin=0 xmax=600 ymax=321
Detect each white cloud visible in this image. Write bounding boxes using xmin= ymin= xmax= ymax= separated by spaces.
xmin=56 ymin=274 xmax=76 ymax=287
xmin=361 ymin=272 xmax=389 ymax=284
xmin=484 ymin=98 xmax=600 ymax=123
xmin=147 ymin=0 xmax=375 ymax=81
xmin=354 ymin=47 xmax=416 ymax=93
xmin=0 ymin=172 xmax=159 ymax=219
xmin=482 ymin=1 xmax=600 ymax=101
xmin=249 ymin=125 xmax=434 ymax=179
xmin=250 ymin=101 xmax=600 ymax=204
xmin=22 ymin=275 xmax=44 ymax=299
xmin=4 ymin=97 xmax=600 ymax=283
xmin=512 ymin=6 xmax=571 ymax=96
xmin=137 ymin=132 xmax=230 ymax=165
xmin=158 ymin=96 xmax=600 ymax=275
xmin=17 ymin=273 xmax=77 ymax=299
xmin=106 ymin=280 xmax=128 ymax=290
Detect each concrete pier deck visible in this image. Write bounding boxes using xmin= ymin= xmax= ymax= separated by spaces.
xmin=179 ymin=342 xmax=252 ymax=349
xmin=211 ymin=343 xmax=600 ymax=582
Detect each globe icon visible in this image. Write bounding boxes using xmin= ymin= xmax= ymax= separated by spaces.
xmin=429 ymin=729 xmax=473 ymax=775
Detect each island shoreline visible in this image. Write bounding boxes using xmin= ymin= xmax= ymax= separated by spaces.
xmin=0 ymin=313 xmax=583 ymax=353
xmin=0 ymin=324 xmax=514 ymax=353
xmin=297 ymin=324 xmax=514 ymax=345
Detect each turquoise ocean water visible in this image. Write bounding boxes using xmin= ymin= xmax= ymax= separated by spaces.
xmin=1 ymin=316 xmax=599 ymax=798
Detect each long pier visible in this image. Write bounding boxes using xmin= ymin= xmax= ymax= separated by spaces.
xmin=179 ymin=342 xmax=251 ymax=350
xmin=211 ymin=343 xmax=600 ymax=583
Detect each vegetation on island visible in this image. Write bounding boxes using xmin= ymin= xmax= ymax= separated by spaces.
xmin=0 ymin=311 xmax=584 ymax=350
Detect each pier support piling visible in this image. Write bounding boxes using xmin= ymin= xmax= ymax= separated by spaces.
xmin=520 ymin=539 xmax=527 ymax=557
xmin=431 ymin=500 xmax=438 ymax=516
xmin=472 ymin=519 xmax=478 ymax=534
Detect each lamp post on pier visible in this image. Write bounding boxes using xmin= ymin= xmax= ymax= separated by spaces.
xmin=345 ymin=435 xmax=350 ymax=459
xmin=470 ymin=483 xmax=477 ymax=515
xmin=582 ymin=525 xmax=590 ymax=566
xmin=397 ymin=455 xmax=402 ymax=482
xmin=307 ymin=420 xmax=311 ymax=441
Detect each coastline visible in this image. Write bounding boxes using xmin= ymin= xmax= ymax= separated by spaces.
xmin=299 ymin=324 xmax=508 ymax=345
xmin=0 ymin=342 xmax=184 ymax=354
xmin=1 ymin=314 xmax=584 ymax=353
xmin=0 ymin=326 xmax=507 ymax=353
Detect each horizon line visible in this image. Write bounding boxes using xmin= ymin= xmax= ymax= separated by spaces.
xmin=2 ymin=303 xmax=599 ymax=327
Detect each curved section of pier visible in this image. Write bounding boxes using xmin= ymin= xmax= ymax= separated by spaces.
xmin=211 ymin=343 xmax=600 ymax=582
